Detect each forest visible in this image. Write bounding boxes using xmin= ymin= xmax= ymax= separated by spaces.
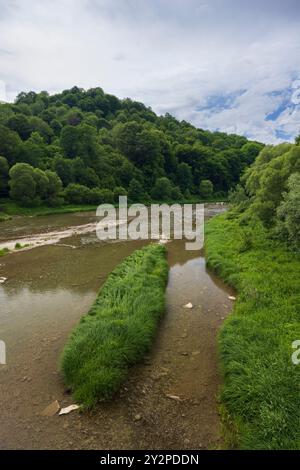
xmin=0 ymin=86 xmax=263 ymax=209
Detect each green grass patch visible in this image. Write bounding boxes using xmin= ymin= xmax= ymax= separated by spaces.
xmin=0 ymin=247 xmax=9 ymax=257
xmin=205 ymin=214 xmax=300 ymax=449
xmin=61 ymin=243 xmax=169 ymax=408
xmin=0 ymin=200 xmax=99 ymax=217
xmin=0 ymin=212 xmax=11 ymax=222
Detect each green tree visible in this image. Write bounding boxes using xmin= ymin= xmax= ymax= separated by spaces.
xmin=177 ymin=162 xmax=193 ymax=192
xmin=113 ymin=186 xmax=128 ymax=204
xmin=151 ymin=177 xmax=173 ymax=200
xmin=54 ymin=157 xmax=75 ymax=186
xmin=44 ymin=170 xmax=63 ymax=204
xmin=170 ymin=185 xmax=183 ymax=200
xmin=0 ymin=156 xmax=9 ymax=196
xmin=7 ymin=114 xmax=32 ymax=140
xmin=63 ymin=183 xmax=90 ymax=204
xmin=9 ymin=163 xmax=37 ymax=206
xmin=0 ymin=125 xmax=22 ymax=165
xmin=199 ymin=179 xmax=214 ymax=198
xmin=33 ymin=168 xmax=49 ymax=199
xmin=29 ymin=116 xmax=53 ymax=142
xmin=128 ymin=178 xmax=148 ymax=202
xmin=276 ymin=173 xmax=300 ymax=249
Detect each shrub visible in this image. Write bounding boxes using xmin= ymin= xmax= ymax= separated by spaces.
xmin=151 ymin=177 xmax=173 ymax=200
xmin=276 ymin=172 xmax=300 ymax=249
xmin=113 ymin=186 xmax=128 ymax=204
xmin=63 ymin=183 xmax=90 ymax=204
xmin=199 ymin=179 xmax=214 ymax=198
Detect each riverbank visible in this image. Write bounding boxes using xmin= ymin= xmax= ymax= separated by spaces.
xmin=0 ymin=201 xmax=99 ymax=218
xmin=0 ymin=197 xmax=227 ymax=219
xmin=0 ymin=205 xmax=232 ymax=449
xmin=205 ymin=213 xmax=300 ymax=449
xmin=61 ymin=244 xmax=169 ymax=407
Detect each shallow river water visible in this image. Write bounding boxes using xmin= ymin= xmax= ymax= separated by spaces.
xmin=0 ymin=204 xmax=234 ymax=450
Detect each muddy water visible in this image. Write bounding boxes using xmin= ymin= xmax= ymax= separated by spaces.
xmin=0 ymin=204 xmax=233 ymax=450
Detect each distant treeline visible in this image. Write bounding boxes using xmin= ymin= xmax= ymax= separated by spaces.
xmin=0 ymin=86 xmax=263 ymax=207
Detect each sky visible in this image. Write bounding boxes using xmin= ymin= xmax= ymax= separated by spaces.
xmin=0 ymin=0 xmax=300 ymax=144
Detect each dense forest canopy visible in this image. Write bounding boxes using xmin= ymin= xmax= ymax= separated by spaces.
xmin=0 ymin=86 xmax=263 ymax=207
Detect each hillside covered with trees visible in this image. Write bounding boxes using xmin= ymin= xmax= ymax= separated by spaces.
xmin=0 ymin=86 xmax=263 ymax=209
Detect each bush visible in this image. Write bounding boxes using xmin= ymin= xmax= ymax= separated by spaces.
xmin=113 ymin=186 xmax=128 ymax=204
xmin=0 ymin=156 xmax=9 ymax=196
xmin=128 ymin=178 xmax=149 ymax=203
xmin=170 ymin=185 xmax=183 ymax=200
xmin=151 ymin=177 xmax=173 ymax=200
xmin=276 ymin=172 xmax=300 ymax=249
xmin=61 ymin=244 xmax=168 ymax=408
xmin=228 ymin=184 xmax=249 ymax=207
xmin=9 ymin=162 xmax=63 ymax=207
xmin=63 ymin=183 xmax=90 ymax=204
xmin=63 ymin=184 xmax=114 ymax=205
xmin=96 ymin=188 xmax=114 ymax=205
xmin=199 ymin=179 xmax=214 ymax=198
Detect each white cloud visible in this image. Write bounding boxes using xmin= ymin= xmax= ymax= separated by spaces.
xmin=0 ymin=0 xmax=299 ymax=143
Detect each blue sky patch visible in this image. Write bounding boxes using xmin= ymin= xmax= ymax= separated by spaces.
xmin=196 ymin=89 xmax=246 ymax=114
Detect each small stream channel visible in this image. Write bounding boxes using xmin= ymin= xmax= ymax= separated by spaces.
xmin=0 ymin=204 xmax=234 ymax=449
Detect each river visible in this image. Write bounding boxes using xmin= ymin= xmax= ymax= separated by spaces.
xmin=0 ymin=204 xmax=234 ymax=449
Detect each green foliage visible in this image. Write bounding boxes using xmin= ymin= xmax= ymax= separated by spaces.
xmin=113 ymin=186 xmax=127 ymax=204
xmin=61 ymin=244 xmax=168 ymax=407
xmin=7 ymin=113 xmax=32 ymax=140
xmin=206 ymin=214 xmax=300 ymax=449
xmin=199 ymin=179 xmax=214 ymax=198
xmin=128 ymin=178 xmax=149 ymax=202
xmin=0 ymin=86 xmax=262 ymax=210
xmin=0 ymin=247 xmax=9 ymax=256
xmin=151 ymin=177 xmax=173 ymax=200
xmin=9 ymin=162 xmax=63 ymax=206
xmin=0 ymin=156 xmax=9 ymax=196
xmin=177 ymin=162 xmax=193 ymax=192
xmin=9 ymin=163 xmax=38 ymax=206
xmin=276 ymin=173 xmax=300 ymax=249
xmin=63 ymin=183 xmax=114 ymax=205
xmin=0 ymin=125 xmax=22 ymax=165
xmin=236 ymin=142 xmax=300 ymax=249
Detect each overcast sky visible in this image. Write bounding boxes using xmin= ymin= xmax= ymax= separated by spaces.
xmin=0 ymin=0 xmax=300 ymax=143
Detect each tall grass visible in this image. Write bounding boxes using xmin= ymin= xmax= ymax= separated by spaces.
xmin=206 ymin=214 xmax=300 ymax=449
xmin=61 ymin=244 xmax=168 ymax=408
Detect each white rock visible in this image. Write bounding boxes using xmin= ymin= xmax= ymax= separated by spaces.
xmin=59 ymin=404 xmax=80 ymax=415
xmin=165 ymin=394 xmax=182 ymax=402
xmin=184 ymin=302 xmax=193 ymax=309
xmin=228 ymin=296 xmax=236 ymax=301
xmin=0 ymin=277 xmax=7 ymax=284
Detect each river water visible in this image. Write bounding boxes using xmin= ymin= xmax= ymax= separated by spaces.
xmin=0 ymin=204 xmax=234 ymax=450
